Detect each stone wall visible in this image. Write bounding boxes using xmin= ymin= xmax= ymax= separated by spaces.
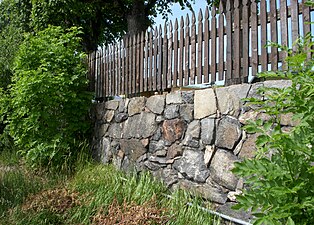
xmin=92 ymin=80 xmax=293 ymax=221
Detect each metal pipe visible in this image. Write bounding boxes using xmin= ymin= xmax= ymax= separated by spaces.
xmin=163 ymin=194 xmax=253 ymax=225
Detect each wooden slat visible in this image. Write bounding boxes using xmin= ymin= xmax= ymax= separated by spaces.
xmin=158 ymin=25 xmax=163 ymax=91
xmin=210 ymin=7 xmax=217 ymax=84
xmin=173 ymin=19 xmax=179 ymax=87
xmin=233 ymin=0 xmax=240 ymax=83
xmin=136 ymin=33 xmax=141 ymax=94
xmin=184 ymin=14 xmax=190 ymax=86
xmin=121 ymin=40 xmax=125 ymax=95
xmin=111 ymin=45 xmax=114 ymax=96
xmin=251 ymin=0 xmax=258 ymax=77
xmin=179 ymin=16 xmax=184 ymax=87
xmin=280 ymin=0 xmax=288 ymax=70
xmin=190 ymin=12 xmax=196 ymax=85
xmin=242 ymin=0 xmax=249 ymax=82
xmin=204 ymin=7 xmax=210 ymax=83
xmin=303 ymin=0 xmax=311 ymax=36
xmin=225 ymin=0 xmax=233 ymax=85
xmin=140 ymin=32 xmax=144 ymax=93
xmin=197 ymin=9 xmax=203 ymax=84
xmin=149 ymin=30 xmax=153 ymax=91
xmin=260 ymin=0 xmax=268 ymax=72
xmin=291 ymin=0 xmax=299 ymax=46
xmin=168 ymin=22 xmax=173 ymax=88
xmin=270 ymin=0 xmax=278 ymax=71
xmin=115 ymin=44 xmax=119 ymax=96
xmin=163 ymin=23 xmax=168 ymax=90
xmin=132 ymin=35 xmax=136 ymax=94
xmin=154 ymin=27 xmax=158 ymax=91
xmin=125 ymin=37 xmax=129 ymax=95
xmin=218 ymin=2 xmax=224 ymax=81
xmin=128 ymin=37 xmax=132 ymax=95
xmin=144 ymin=32 xmax=149 ymax=92
xmin=117 ymin=42 xmax=121 ymax=95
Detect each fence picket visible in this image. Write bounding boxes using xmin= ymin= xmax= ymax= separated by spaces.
xmin=89 ymin=0 xmax=313 ymax=98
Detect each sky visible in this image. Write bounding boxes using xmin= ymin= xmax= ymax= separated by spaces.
xmin=154 ymin=1 xmax=209 ymax=27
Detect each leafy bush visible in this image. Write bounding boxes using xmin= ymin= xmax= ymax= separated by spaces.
xmin=232 ymin=35 xmax=314 ymax=224
xmin=5 ymin=26 xmax=92 ymax=170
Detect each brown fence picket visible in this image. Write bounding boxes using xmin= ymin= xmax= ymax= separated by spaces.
xmin=89 ymin=0 xmax=313 ymax=98
xmin=211 ymin=7 xmax=217 ymax=84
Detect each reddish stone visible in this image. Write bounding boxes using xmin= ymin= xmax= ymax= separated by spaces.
xmin=162 ymin=119 xmax=186 ymax=143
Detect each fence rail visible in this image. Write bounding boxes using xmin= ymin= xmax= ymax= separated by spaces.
xmin=88 ymin=0 xmax=314 ymax=98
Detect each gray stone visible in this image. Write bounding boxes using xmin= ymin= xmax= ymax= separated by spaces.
xmin=95 ymin=103 xmax=106 ymax=120
xmin=177 ymin=179 xmax=227 ymax=204
xmin=105 ymin=100 xmax=119 ymax=110
xmin=146 ymin=95 xmax=165 ymax=114
xmin=179 ymin=104 xmax=194 ymax=122
xmin=166 ymin=91 xmax=182 ymax=104
xmin=280 ymin=112 xmax=299 ymax=126
xmin=167 ymin=143 xmax=183 ymax=159
xmin=120 ymin=139 xmax=147 ymax=162
xmin=194 ymin=89 xmax=217 ymax=119
xmin=99 ymin=124 xmax=109 ymax=137
xmin=173 ymin=149 xmax=210 ymax=183
xmin=128 ymin=97 xmax=146 ymax=116
xmin=183 ymin=120 xmax=200 ymax=147
xmin=239 ymin=111 xmax=258 ymax=124
xmin=161 ymin=168 xmax=178 ymax=187
xmin=215 ymin=202 xmax=253 ymax=223
xmin=155 ymin=149 xmax=167 ymax=157
xmin=210 ymin=149 xmax=239 ymax=190
xmin=204 ymin=145 xmax=215 ymax=167
xmin=115 ymin=113 xmax=128 ymax=123
xmin=247 ymin=82 xmax=264 ymax=100
xmin=149 ymin=156 xmax=174 ymax=164
xmin=216 ymin=84 xmax=251 ymax=117
xmin=164 ymin=105 xmax=180 ymax=119
xmin=123 ymin=112 xmax=157 ymax=138
xmin=239 ymin=133 xmax=258 ymax=159
xmin=181 ymin=91 xmax=194 ymax=104
xmin=118 ymin=98 xmax=129 ymax=113
xmin=264 ymin=80 xmax=292 ymax=89
xmin=156 ymin=116 xmax=165 ymax=123
xmin=200 ymin=118 xmax=215 ymax=145
xmin=104 ymin=110 xmax=115 ymax=122
xmin=151 ymin=128 xmax=162 ymax=141
xmin=162 ymin=119 xmax=186 ymax=143
xmin=149 ymin=140 xmax=166 ymax=153
xmin=215 ymin=116 xmax=242 ymax=150
xmin=107 ymin=123 xmax=122 ymax=139
xmin=144 ymin=161 xmax=166 ymax=171
xmin=97 ymin=137 xmax=112 ymax=164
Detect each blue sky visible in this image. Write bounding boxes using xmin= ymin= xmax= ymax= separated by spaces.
xmin=154 ymin=1 xmax=209 ymax=27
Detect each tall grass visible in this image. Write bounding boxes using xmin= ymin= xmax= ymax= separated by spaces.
xmin=1 ymin=154 xmax=221 ymax=225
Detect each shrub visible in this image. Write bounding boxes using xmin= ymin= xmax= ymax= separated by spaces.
xmin=232 ymin=35 xmax=314 ymax=224
xmin=6 ymin=26 xmax=92 ymax=170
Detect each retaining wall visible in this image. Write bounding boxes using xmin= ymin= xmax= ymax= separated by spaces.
xmin=91 ymin=80 xmax=294 ymax=221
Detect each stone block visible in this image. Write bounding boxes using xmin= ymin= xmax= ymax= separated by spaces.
xmin=166 ymin=91 xmax=182 ymax=104
xmin=183 ymin=120 xmax=200 ymax=147
xmin=162 ymin=119 xmax=186 ymax=143
xmin=179 ymin=104 xmax=194 ymax=122
xmin=200 ymin=118 xmax=215 ymax=145
xmin=181 ymin=91 xmax=194 ymax=104
xmin=105 ymin=100 xmax=119 ymax=110
xmin=167 ymin=143 xmax=183 ymax=159
xmin=210 ymin=149 xmax=239 ymax=190
xmin=128 ymin=97 xmax=146 ymax=116
xmin=215 ymin=116 xmax=242 ymax=150
xmin=164 ymin=105 xmax=180 ymax=119
xmin=146 ymin=95 xmax=165 ymax=114
xmin=120 ymin=139 xmax=147 ymax=162
xmin=238 ymin=133 xmax=258 ymax=159
xmin=173 ymin=149 xmax=210 ymax=183
xmin=194 ymin=89 xmax=217 ymax=119
xmin=107 ymin=123 xmax=122 ymax=139
xmin=123 ymin=112 xmax=157 ymax=138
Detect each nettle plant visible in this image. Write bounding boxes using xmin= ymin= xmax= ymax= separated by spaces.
xmin=6 ymin=26 xmax=92 ymax=170
xmin=232 ymin=35 xmax=314 ymax=225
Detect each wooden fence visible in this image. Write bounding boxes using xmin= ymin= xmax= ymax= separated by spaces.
xmin=88 ymin=0 xmax=314 ymax=98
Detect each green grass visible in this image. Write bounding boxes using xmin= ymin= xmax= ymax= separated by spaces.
xmin=0 ymin=149 xmax=221 ymax=225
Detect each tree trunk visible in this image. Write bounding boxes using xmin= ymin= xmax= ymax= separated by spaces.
xmin=126 ymin=0 xmax=149 ymax=37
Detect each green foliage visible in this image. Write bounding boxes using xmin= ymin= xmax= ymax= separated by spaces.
xmin=232 ymin=35 xmax=314 ymax=224
xmin=5 ymin=26 xmax=92 ymax=170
